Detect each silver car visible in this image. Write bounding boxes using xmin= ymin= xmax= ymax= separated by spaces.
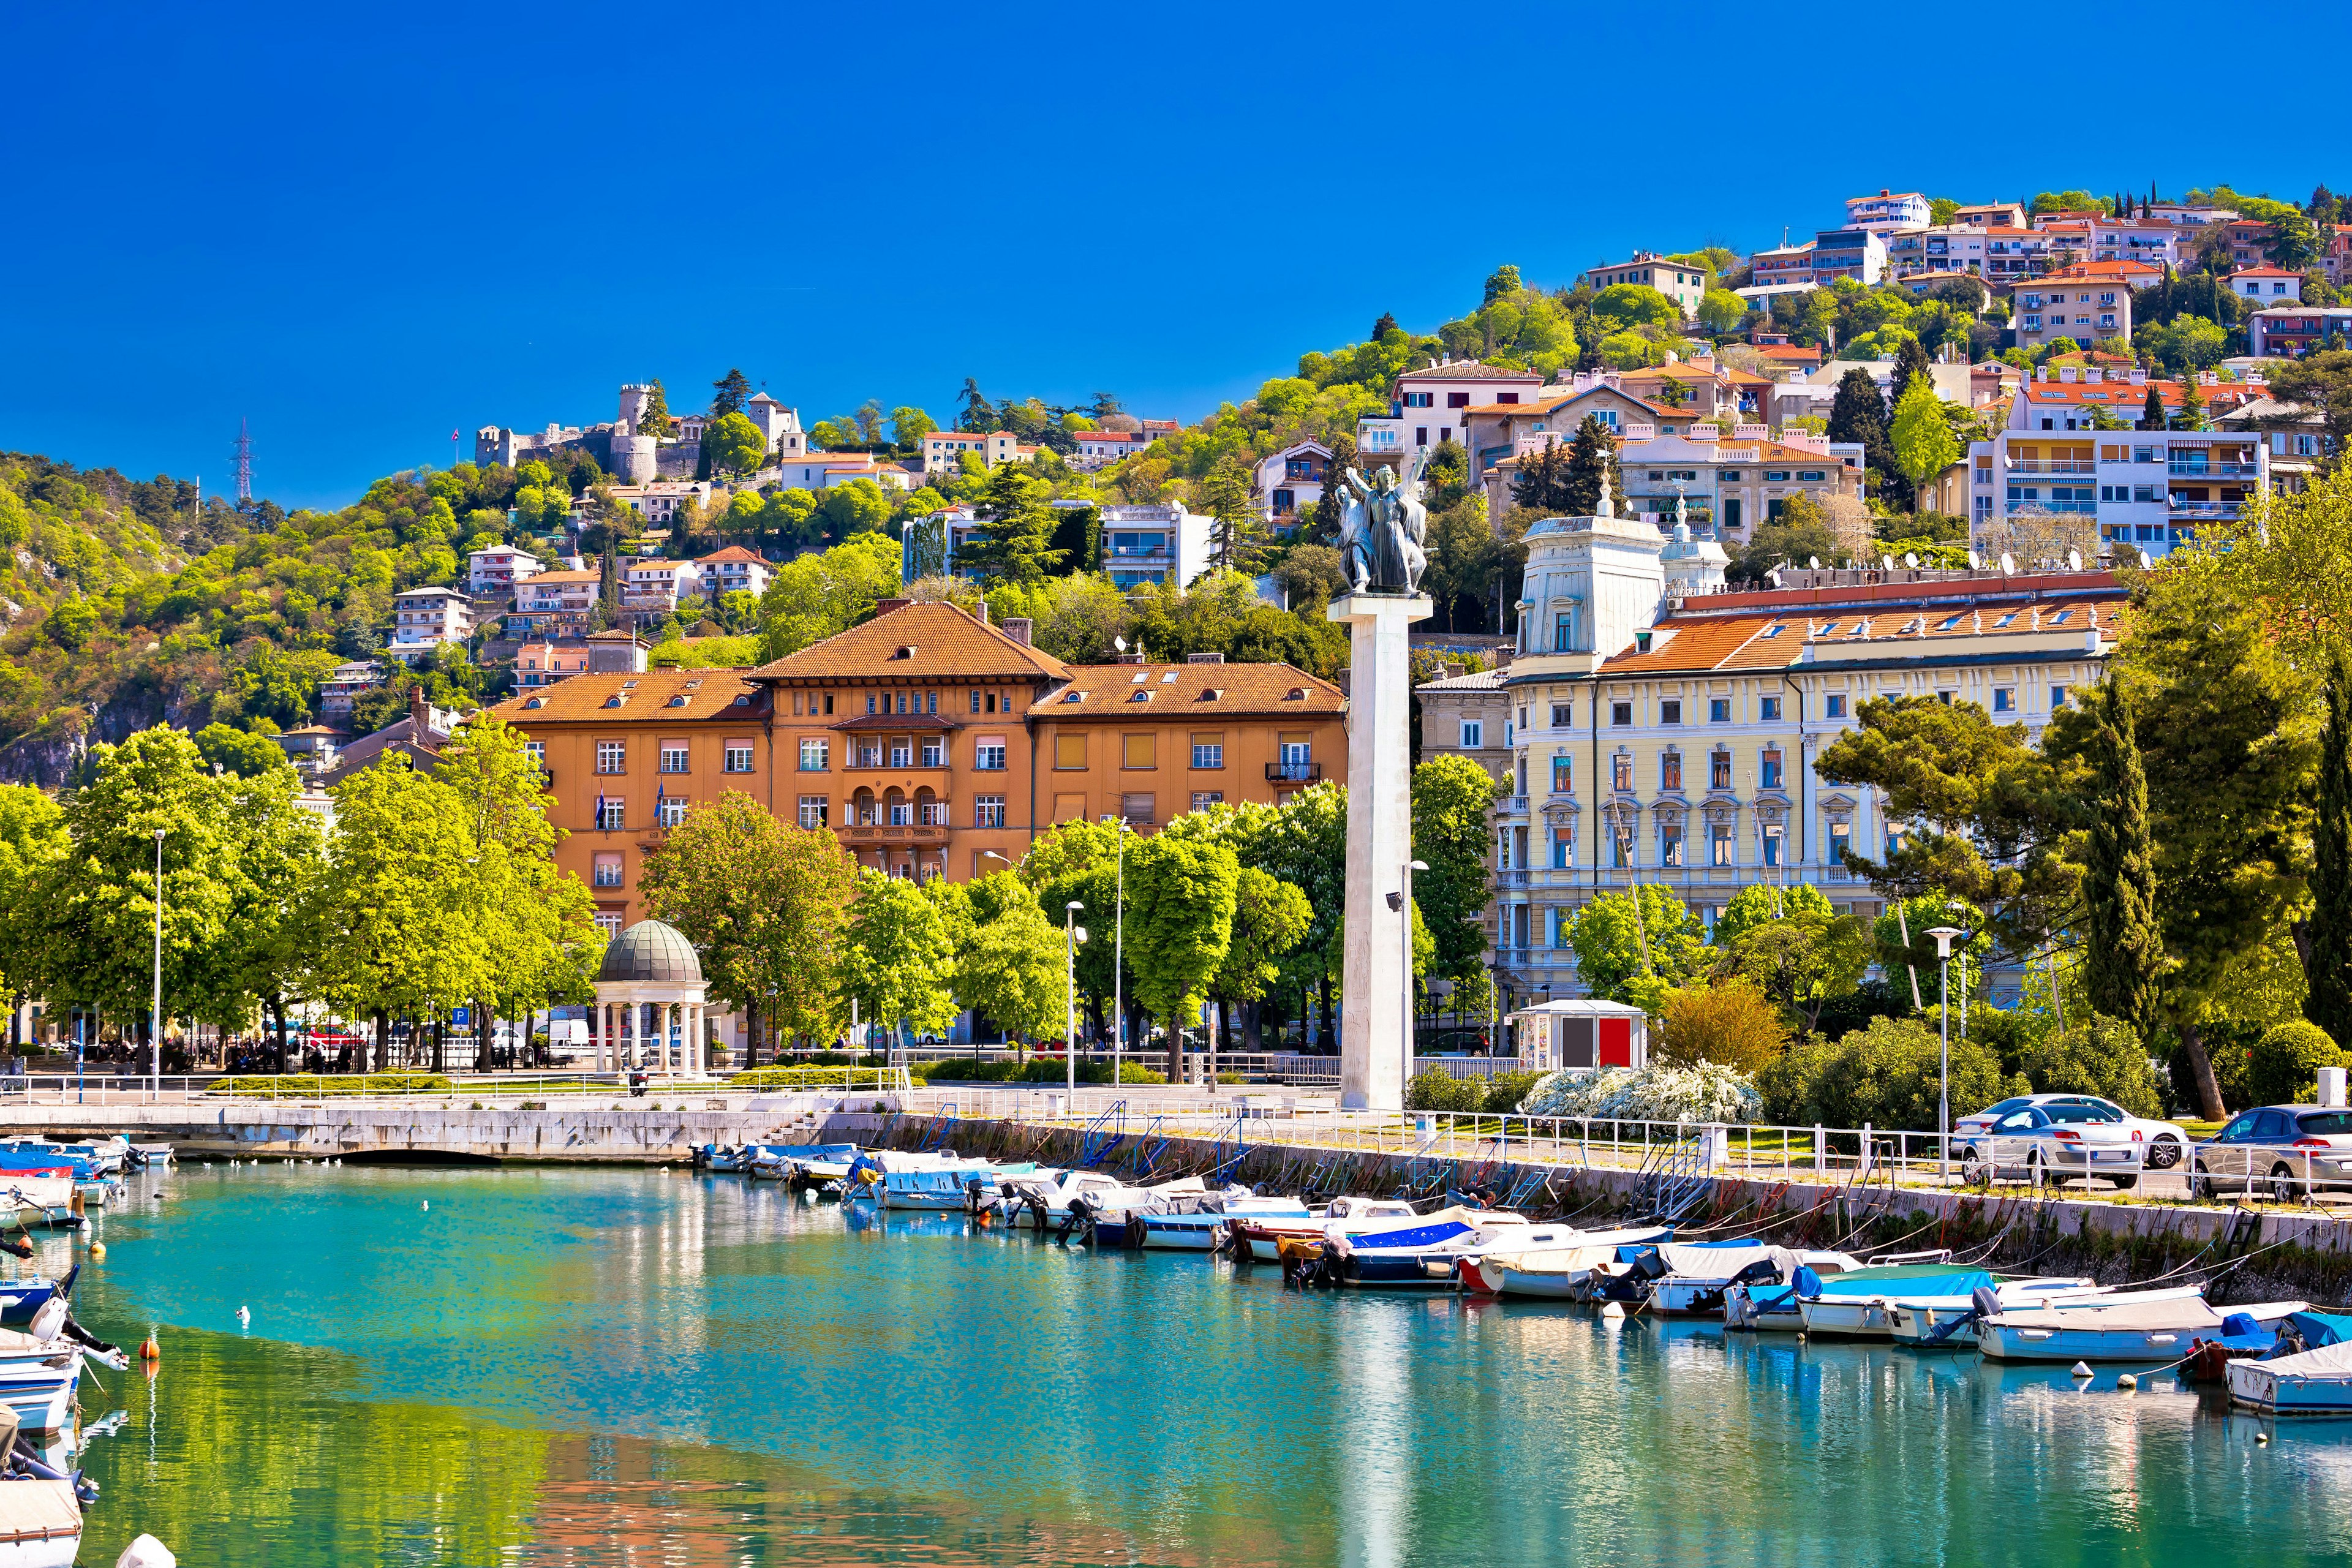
xmin=1953 ymin=1093 xmax=2189 ymax=1170
xmin=1958 ymin=1100 xmax=2146 ymax=1191
xmin=2190 ymin=1106 xmax=2352 ymax=1202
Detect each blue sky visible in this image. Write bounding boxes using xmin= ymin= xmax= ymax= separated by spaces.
xmin=6 ymin=3 xmax=2350 ymax=510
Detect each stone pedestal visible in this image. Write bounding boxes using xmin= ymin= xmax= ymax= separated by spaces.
xmin=1327 ymin=592 xmax=1432 ymax=1110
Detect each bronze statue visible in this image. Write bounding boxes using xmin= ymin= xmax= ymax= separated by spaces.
xmin=1337 ymin=459 xmax=1428 ymax=595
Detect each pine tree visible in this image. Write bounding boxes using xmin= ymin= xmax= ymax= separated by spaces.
xmin=638 ymin=380 xmax=673 ymax=439
xmin=1372 ymin=312 xmax=1402 ymax=342
xmin=710 ymin=369 xmax=752 ymax=418
xmin=2177 ymin=374 xmax=2206 ymax=431
xmin=1563 ymin=413 xmax=1622 ymax=516
xmin=595 ymin=546 xmax=619 ymax=629
xmin=2141 ymin=384 xmax=2165 ymax=430
xmin=1510 ymin=439 xmax=1574 ymax=513
xmin=957 ymin=463 xmax=1065 ymax=587
xmin=1197 ymin=458 xmax=1267 ymax=575
xmin=2310 ymin=647 xmax=2352 ymax=1046
xmin=2081 ymin=680 xmax=2170 ymax=1043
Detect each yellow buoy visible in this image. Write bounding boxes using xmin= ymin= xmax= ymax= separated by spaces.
xmin=88 ymin=1243 xmax=107 ymax=1261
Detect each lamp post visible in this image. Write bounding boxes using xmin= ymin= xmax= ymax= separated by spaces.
xmin=1403 ymin=859 xmax=1428 ymax=1104
xmin=1926 ymin=925 xmax=1963 ymax=1181
xmin=1101 ymin=815 xmax=1128 ymax=1089
xmin=150 ymin=826 xmax=165 ymax=1098
xmin=1064 ymin=902 xmax=1087 ymax=1096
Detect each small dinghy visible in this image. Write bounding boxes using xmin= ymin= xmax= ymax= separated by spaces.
xmin=2226 ymin=1311 xmax=2352 ymax=1415
xmin=1458 ymin=1226 xmax=1675 ymax=1297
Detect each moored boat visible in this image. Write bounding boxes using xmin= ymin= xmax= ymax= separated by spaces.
xmin=1458 ymin=1226 xmax=1675 ymax=1297
xmin=1887 ymin=1281 xmax=2187 ymax=1346
xmin=1651 ymin=1243 xmax=1858 ymax=1319
xmin=1232 ymin=1195 xmax=1421 ymax=1261
xmin=2225 ymin=1311 xmax=2352 ymax=1414
xmin=1977 ymin=1296 xmax=2306 ymax=1362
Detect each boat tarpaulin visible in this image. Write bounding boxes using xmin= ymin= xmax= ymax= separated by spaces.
xmin=1656 ymin=1243 xmax=1791 ymax=1280
xmin=1806 ymin=1267 xmax=1995 ymax=1300
xmin=1990 ymin=1298 xmax=2226 ymax=1333
xmin=2256 ymin=1339 xmax=2352 ymax=1381
xmin=0 ymin=1479 xmax=77 ymax=1545
xmin=1487 ymin=1245 xmax=1618 ymax=1278
xmin=2284 ymin=1309 xmax=2352 ymax=1348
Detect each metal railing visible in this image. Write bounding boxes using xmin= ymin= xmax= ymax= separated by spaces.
xmin=0 ymin=1069 xmax=911 ymax=1107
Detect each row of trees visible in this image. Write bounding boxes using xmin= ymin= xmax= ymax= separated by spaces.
xmin=633 ymin=758 xmax=1499 ymax=1072
xmin=0 ymin=721 xmax=599 ymax=1071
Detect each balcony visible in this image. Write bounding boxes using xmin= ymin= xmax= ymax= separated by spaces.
xmin=1105 ymin=545 xmax=1174 ymax=560
xmin=1498 ymin=869 xmax=1531 ymax=889
xmin=1502 ymin=794 xmax=1530 ymax=815
xmin=2168 ymin=461 xmax=2256 ymax=477
xmin=841 ymin=823 xmax=951 ymax=848
xmin=844 ymin=757 xmax=949 ymax=772
xmin=2007 ymin=500 xmax=2100 ymax=515
xmin=2170 ymin=501 xmax=2244 ymax=519
xmin=1266 ymin=762 xmax=1323 ymax=783
xmin=2006 ymin=459 xmax=2095 ymax=475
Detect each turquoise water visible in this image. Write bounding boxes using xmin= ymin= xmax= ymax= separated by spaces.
xmin=45 ymin=1163 xmax=2352 ymax=1565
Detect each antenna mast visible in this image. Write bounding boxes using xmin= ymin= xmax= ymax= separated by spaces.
xmin=231 ymin=420 xmax=255 ymax=513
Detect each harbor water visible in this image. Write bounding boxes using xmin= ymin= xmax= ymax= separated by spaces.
xmin=56 ymin=1163 xmax=2352 ymax=1565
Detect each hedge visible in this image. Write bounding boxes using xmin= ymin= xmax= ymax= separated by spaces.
xmin=209 ymin=1074 xmax=454 ymax=1096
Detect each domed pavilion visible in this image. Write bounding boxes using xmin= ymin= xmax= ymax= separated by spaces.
xmin=589 ymin=918 xmax=710 ymax=1076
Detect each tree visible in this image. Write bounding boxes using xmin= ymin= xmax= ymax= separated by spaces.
xmin=2310 ymin=646 xmax=2352 ymax=1047
xmin=837 ymin=871 xmax=960 ymax=1047
xmin=638 ymin=380 xmax=673 ymax=439
xmin=958 ymin=462 xmax=1066 ymax=587
xmin=1826 ymin=365 xmax=1889 ymax=450
xmin=1123 ymin=834 xmax=1240 ymax=1079
xmin=1589 ymin=284 xmax=1683 ymax=333
xmin=889 ymin=406 xmax=936 ymax=452
xmin=193 ymin=722 xmax=290 ymax=780
xmin=2079 ymin=680 xmax=2169 ymax=1044
xmin=704 ymin=412 xmax=767 ymax=475
xmin=2141 ymin=383 xmax=2165 ymax=431
xmin=2269 ymin=350 xmax=2352 ymax=469
xmin=0 ymin=786 xmax=68 ymax=1007
xmin=1711 ymin=885 xmax=1872 ymax=1033
xmin=815 ymin=478 xmax=891 ymax=540
xmin=1509 ymin=439 xmax=1576 ymax=513
xmin=2267 ymin=209 xmax=2323 ymax=272
xmin=1564 ymin=413 xmax=1621 ymax=517
xmin=1697 ymin=289 xmax=1747 ymax=336
xmin=949 ymin=873 xmax=1069 ymax=1049
xmin=957 ymin=378 xmax=995 ymax=433
xmin=2247 ymin=1019 xmax=2345 ymax=1106
xmin=2176 ymin=371 xmax=2207 ymax=431
xmin=1888 ymin=374 xmax=1959 ymax=510
xmin=596 ymin=546 xmax=619 ymax=628
xmin=1657 ymin=979 xmax=1791 ymax=1072
xmin=1570 ymin=886 xmax=1709 ymax=1012
xmin=1205 ymin=867 xmax=1311 ymax=1055
xmin=710 ymin=369 xmax=752 ymax=418
xmin=1197 ymin=457 xmax=1265 ymax=575
xmin=219 ymin=762 xmax=327 ymax=1066
xmin=1411 ymin=755 xmax=1496 ymax=985
xmin=1757 ymin=1014 xmax=2016 ymax=1133
xmin=2019 ymin=1015 xmax=2163 ymax=1118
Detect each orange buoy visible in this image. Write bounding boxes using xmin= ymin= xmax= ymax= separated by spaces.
xmin=139 ymin=1330 xmax=160 ymax=1363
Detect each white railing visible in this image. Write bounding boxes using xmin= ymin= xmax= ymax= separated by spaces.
xmin=0 ymin=1069 xmax=910 ymax=1108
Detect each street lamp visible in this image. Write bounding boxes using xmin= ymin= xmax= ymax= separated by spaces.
xmin=1926 ymin=925 xmax=1964 ymax=1180
xmin=150 ymin=826 xmax=165 ymax=1097
xmin=1101 ymin=816 xmax=1128 ymax=1088
xmin=1064 ymin=902 xmax=1087 ymax=1096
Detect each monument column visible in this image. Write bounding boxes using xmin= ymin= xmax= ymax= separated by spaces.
xmin=1327 ymin=590 xmax=1432 ymax=1111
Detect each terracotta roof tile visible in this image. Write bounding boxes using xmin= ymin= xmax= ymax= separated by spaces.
xmin=696 ymin=545 xmax=768 ymax=565
xmin=490 ymin=669 xmax=770 ymax=723
xmin=750 ymin=601 xmax=1072 ymax=684
xmin=1596 ymin=594 xmax=2132 ymax=675
xmin=1046 ymin=662 xmax=1343 ymax=718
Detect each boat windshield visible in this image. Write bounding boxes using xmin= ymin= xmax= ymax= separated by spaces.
xmin=2043 ymin=1103 xmax=2124 ymax=1124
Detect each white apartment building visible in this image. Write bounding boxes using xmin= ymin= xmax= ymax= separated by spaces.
xmin=622 ymin=559 xmax=702 ymax=614
xmin=1096 ymin=502 xmax=1210 ymax=589
xmin=516 ymin=568 xmax=600 ymax=620
xmin=1982 ymin=227 xmax=2052 ymax=282
xmin=1885 ymin=225 xmax=1989 ymax=277
xmin=1968 ymin=367 xmax=2268 ymax=559
xmin=2230 ymin=266 xmax=2304 ymax=303
xmin=1844 ymin=189 xmax=1932 ymax=233
xmin=1359 ymin=358 xmax=1544 ymax=462
xmin=468 ymin=546 xmax=543 ymax=595
xmin=1577 ymin=253 xmax=1708 ymax=318
xmin=774 ymin=454 xmax=916 ymax=492
xmin=2011 ymin=266 xmax=2136 ymax=350
xmin=694 ymin=545 xmax=772 ymax=600
xmin=389 ymin=586 xmax=473 ymax=658
xmin=1255 ymin=440 xmax=1330 ymax=529
xmin=1071 ymin=430 xmax=1144 ymax=470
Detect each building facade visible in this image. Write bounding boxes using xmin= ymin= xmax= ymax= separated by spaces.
xmin=1844 ymin=190 xmax=1932 ymax=233
xmin=1359 ymin=360 xmax=1543 ymax=463
xmin=1577 ymin=253 xmax=1708 ymax=318
xmin=1809 ymin=228 xmax=1888 ymax=284
xmin=695 ymin=545 xmax=772 ymax=601
xmin=389 ymin=587 xmax=473 ymax=658
xmin=1255 ymin=440 xmax=1331 ymax=530
xmin=2248 ymin=306 xmax=2352 ymax=358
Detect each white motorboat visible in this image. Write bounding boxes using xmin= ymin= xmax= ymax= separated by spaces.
xmin=1325 ymin=1208 xmax=1532 ymax=1287
xmin=1887 ymin=1281 xmax=2193 ymax=1346
xmin=1977 ymin=1296 xmax=2306 ymax=1362
xmin=1142 ymin=1193 xmax=1311 ymax=1250
xmin=1651 ymin=1243 xmax=1858 ymax=1318
xmin=878 ymin=1161 xmax=1041 ymax=1211
xmin=0 ymin=1478 xmax=81 ymax=1568
xmin=993 ymin=1171 xmax=1203 ymax=1232
xmin=1231 ymin=1196 xmax=1422 ymax=1261
xmin=1458 ymin=1226 xmax=1677 ymax=1297
xmin=2227 ymin=1328 xmax=2352 ymax=1416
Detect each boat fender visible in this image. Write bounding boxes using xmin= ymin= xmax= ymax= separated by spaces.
xmin=115 ymin=1535 xmax=176 ymax=1568
xmin=2116 ymin=1373 xmax=2138 ymax=1390
xmin=2070 ymin=1362 xmax=2094 ymax=1379
xmin=88 ymin=1243 xmax=105 ymax=1261
xmin=2258 ymin=1432 xmax=2271 ymax=1444
xmin=1600 ymin=1302 xmax=1626 ymax=1319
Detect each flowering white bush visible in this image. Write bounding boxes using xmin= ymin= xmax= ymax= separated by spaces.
xmin=1517 ymin=1060 xmax=1762 ymax=1124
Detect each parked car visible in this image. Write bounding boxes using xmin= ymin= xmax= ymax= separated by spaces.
xmin=1957 ymin=1100 xmax=2146 ymax=1190
xmin=2189 ymin=1106 xmax=2352 ymax=1202
xmin=1954 ymin=1093 xmax=2189 ymax=1169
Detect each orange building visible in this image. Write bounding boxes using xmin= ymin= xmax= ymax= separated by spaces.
xmin=491 ymin=599 xmax=1348 ymax=929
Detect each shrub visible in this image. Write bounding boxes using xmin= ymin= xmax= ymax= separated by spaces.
xmin=2018 ymin=1014 xmax=2163 ymax=1118
xmin=1518 ymin=1061 xmax=1762 ymax=1123
xmin=1755 ymin=1016 xmax=2019 ymax=1133
xmin=1405 ymin=1070 xmax=1488 ymax=1112
xmin=1657 ymin=981 xmax=1791 ymax=1073
xmin=208 ymin=1073 xmax=453 ymax=1097
xmin=2246 ymin=1020 xmax=2345 ymax=1106
xmin=1481 ymin=1071 xmax=1547 ymax=1114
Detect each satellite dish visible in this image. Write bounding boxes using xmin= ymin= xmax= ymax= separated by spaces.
xmin=1903 ymin=552 xmax=1920 ymax=569
xmin=2138 ymin=548 xmax=2154 ymax=570
xmin=1967 ymin=549 xmax=1981 ymax=570
xmin=2067 ymin=549 xmax=2082 ymax=571
xmin=1880 ymin=554 xmax=1895 ymax=571
xmin=1114 ymin=636 xmax=1128 ymax=652
xmin=1999 ymin=551 xmax=2016 ymax=575
xmin=1808 ymin=556 xmax=1821 ymax=570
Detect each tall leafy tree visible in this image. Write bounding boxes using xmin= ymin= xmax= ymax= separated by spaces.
xmin=0 ymin=786 xmax=69 ymax=1014
xmin=957 ymin=378 xmax=995 ymax=433
xmin=1411 ymin=755 xmax=1496 ymax=986
xmin=1569 ymin=886 xmax=1708 ymax=1012
xmin=704 ymin=411 xmax=768 ymax=475
xmin=1205 ymin=867 xmax=1311 ymax=1055
xmin=946 ymin=872 xmax=1068 ymax=1051
xmin=1123 ymin=834 xmax=1240 ymax=1079
xmin=837 ymin=871 xmax=960 ymax=1047
xmin=2308 ymin=646 xmax=2352 ymax=1046
xmin=710 ymin=368 xmax=752 ymax=418
xmin=219 ymin=762 xmax=327 ymax=1066
xmin=959 ymin=463 xmax=1066 ymax=587
xmin=639 ymin=791 xmax=854 ymax=1060
xmin=2079 ymin=680 xmax=2169 ymax=1044
xmin=1198 ymin=457 xmax=1266 ymax=576
xmin=2269 ymin=350 xmax=2352 ymax=470
xmin=2141 ymin=383 xmax=2165 ymax=431
xmin=1889 ymin=374 xmax=1959 ymax=511
xmin=1509 ymin=439 xmax=1576 ymax=513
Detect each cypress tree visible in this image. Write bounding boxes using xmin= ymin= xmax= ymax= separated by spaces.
xmin=2082 ymin=679 xmax=2170 ymax=1046
xmin=2309 ymin=647 xmax=2352 ymax=1045
xmin=595 ymin=546 xmax=619 ymax=629
xmin=1562 ymin=413 xmax=1623 ymax=517
xmin=2178 ymin=375 xmax=2206 ymax=431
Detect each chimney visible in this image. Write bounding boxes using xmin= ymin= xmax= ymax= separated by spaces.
xmin=976 ymin=601 xmax=989 ymax=625
xmin=2130 ymin=368 xmax=2146 ymax=385
xmin=1003 ymin=616 xmax=1033 ymax=646
xmin=408 ymin=685 xmax=426 ymax=734
xmin=871 ymin=597 xmax=912 ymax=617
xmin=1185 ymin=651 xmax=1225 ymax=664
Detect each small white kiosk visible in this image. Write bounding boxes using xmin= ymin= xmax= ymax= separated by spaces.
xmin=1507 ymin=999 xmax=1651 ymax=1075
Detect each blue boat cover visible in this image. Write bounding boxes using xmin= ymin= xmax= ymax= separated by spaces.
xmin=2285 ymin=1310 xmax=2352 ymax=1348
xmin=1806 ymin=1268 xmax=1995 ymax=1300
xmin=1347 ymin=1218 xmax=1475 ymax=1251
xmin=752 ymin=1144 xmax=860 ymax=1162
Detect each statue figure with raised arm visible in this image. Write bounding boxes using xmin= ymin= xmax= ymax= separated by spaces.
xmin=1338 ymin=458 xmax=1428 ymax=595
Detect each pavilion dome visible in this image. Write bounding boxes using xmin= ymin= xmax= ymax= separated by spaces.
xmin=596 ymin=919 xmax=703 ymax=984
